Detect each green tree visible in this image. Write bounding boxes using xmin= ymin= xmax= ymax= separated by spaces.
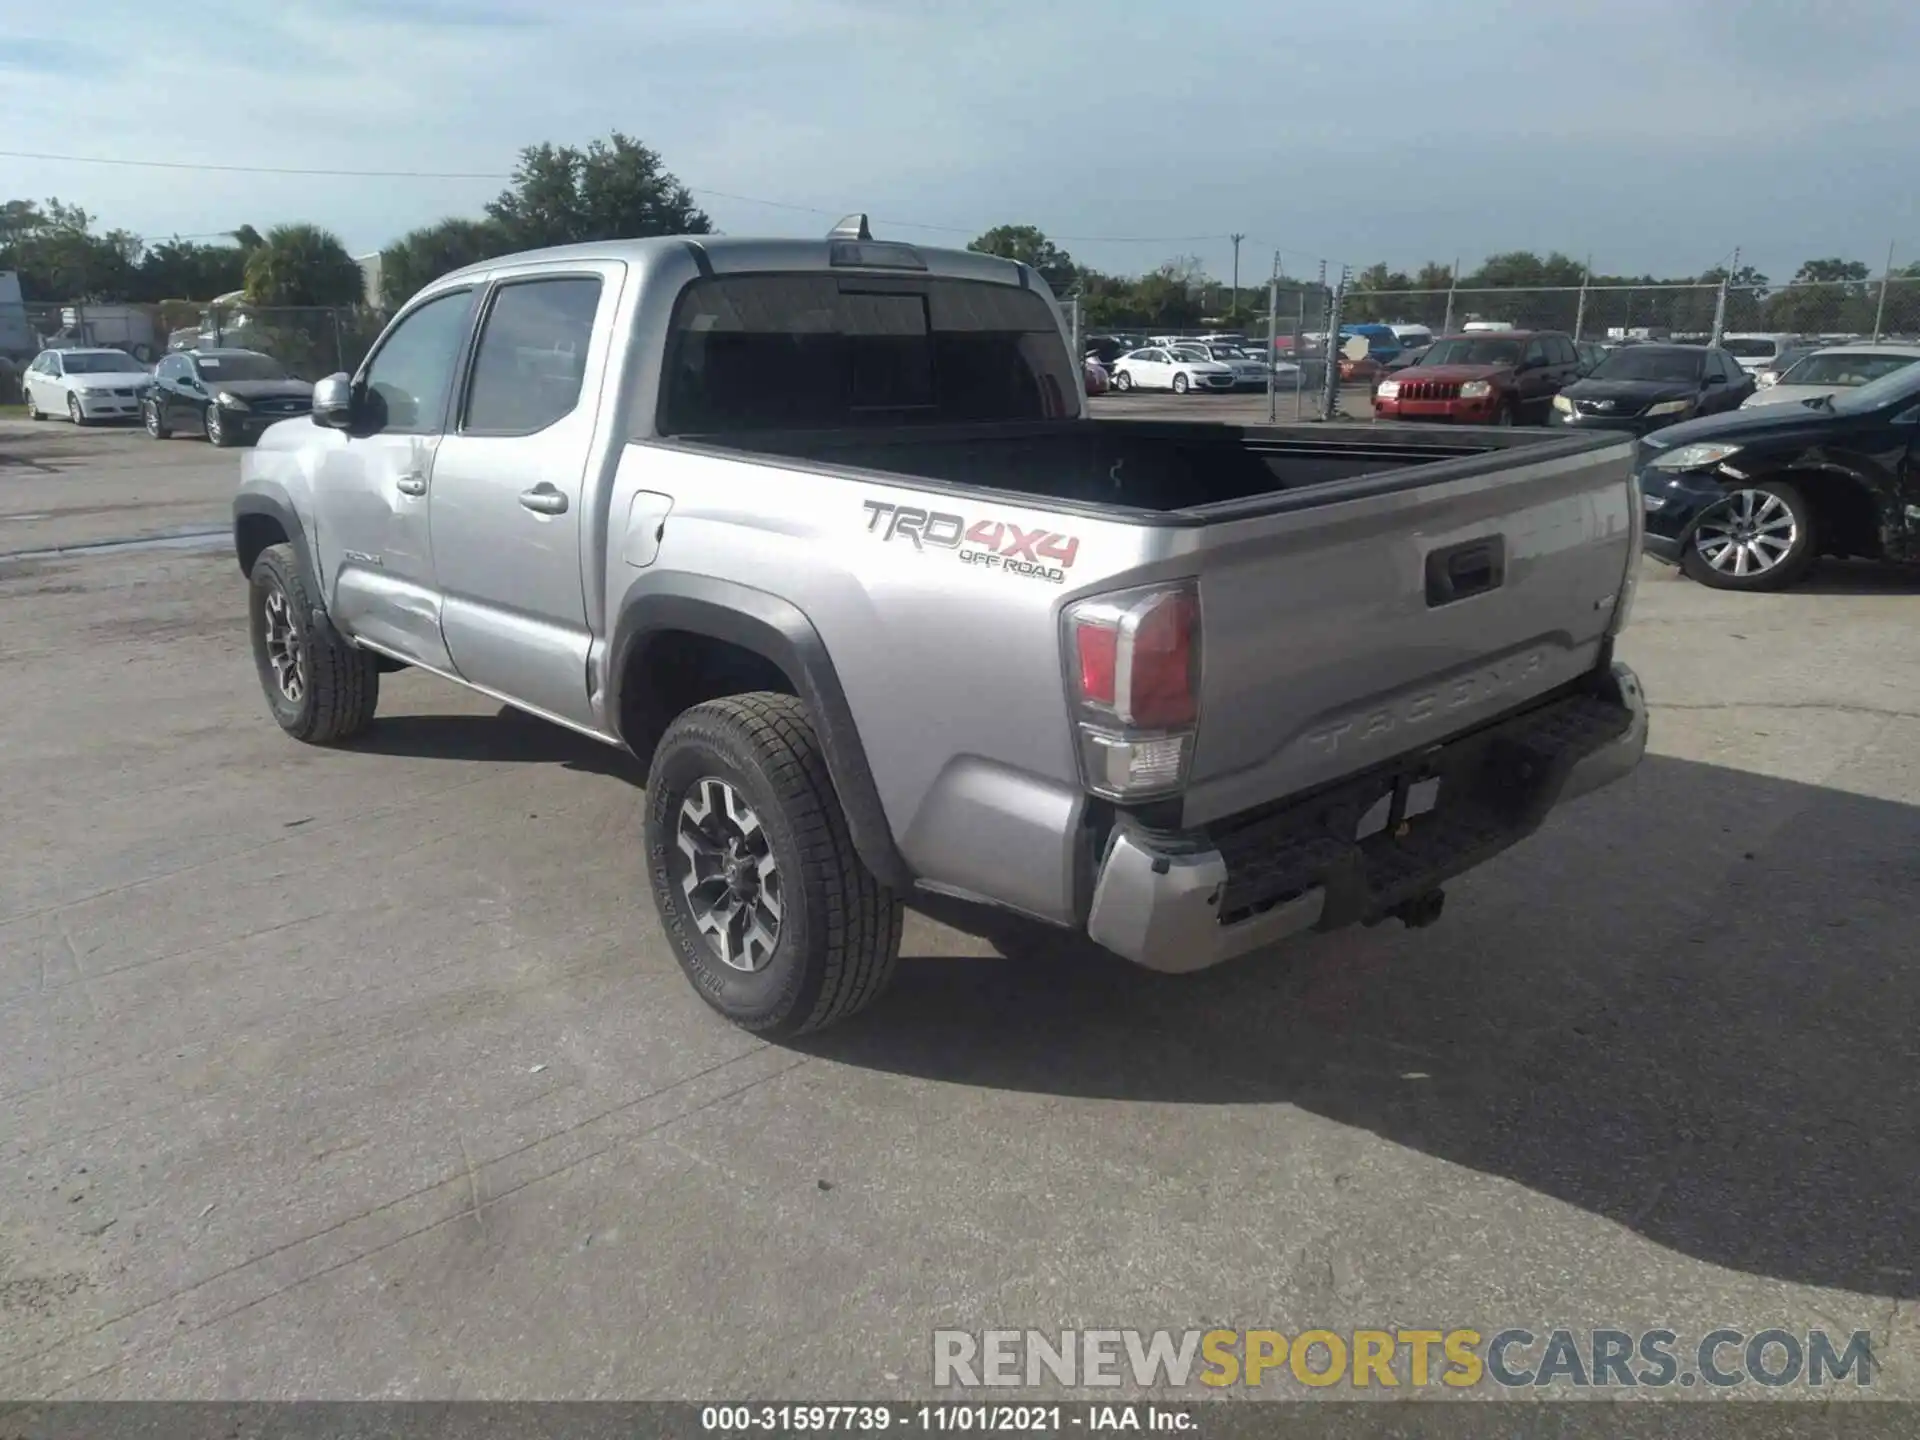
xmin=966 ymin=224 xmax=1078 ymax=292
xmin=1765 ymin=257 xmax=1872 ymax=333
xmin=137 ymin=238 xmax=249 ymax=302
xmin=485 ymin=132 xmax=710 ymax=249
xmin=0 ymin=197 xmax=144 ymax=300
xmin=243 ymin=223 xmax=366 ymax=308
xmin=379 ymin=217 xmax=511 ymax=308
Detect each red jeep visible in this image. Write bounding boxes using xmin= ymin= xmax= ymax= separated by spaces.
xmin=1373 ymin=330 xmax=1580 ymax=425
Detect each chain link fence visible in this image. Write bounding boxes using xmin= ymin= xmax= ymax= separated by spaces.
xmin=1338 ymin=278 xmax=1920 ymax=346
xmin=1 ymin=299 xmax=388 ymax=387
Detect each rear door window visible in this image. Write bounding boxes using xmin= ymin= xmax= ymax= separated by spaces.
xmin=658 ymin=273 xmax=1078 ymax=434
xmin=462 ymin=276 xmax=603 ymax=435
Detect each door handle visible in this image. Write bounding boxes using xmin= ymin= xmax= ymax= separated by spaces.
xmin=519 ymin=484 xmax=569 ymax=516
xmin=395 ymin=473 xmax=428 ymax=497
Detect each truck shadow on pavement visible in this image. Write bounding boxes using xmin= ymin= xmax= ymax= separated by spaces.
xmin=802 ymin=753 xmax=1920 ymax=1300
xmin=346 ymin=707 xmax=643 ymax=780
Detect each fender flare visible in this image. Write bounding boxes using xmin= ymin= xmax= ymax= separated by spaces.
xmin=232 ymin=488 xmax=327 ymax=622
xmin=607 ymin=572 xmax=914 ymax=891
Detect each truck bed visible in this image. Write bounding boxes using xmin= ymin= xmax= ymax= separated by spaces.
xmin=652 ymin=414 xmax=1639 ymax=838
xmin=678 ymin=418 xmax=1629 ymax=519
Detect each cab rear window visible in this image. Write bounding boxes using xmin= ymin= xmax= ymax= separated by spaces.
xmin=657 ymin=273 xmax=1077 ymax=434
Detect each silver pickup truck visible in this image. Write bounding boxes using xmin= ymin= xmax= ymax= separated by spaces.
xmin=234 ymin=220 xmax=1648 ymax=1035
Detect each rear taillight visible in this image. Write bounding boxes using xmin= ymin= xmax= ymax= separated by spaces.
xmin=1063 ymin=582 xmax=1201 ymax=800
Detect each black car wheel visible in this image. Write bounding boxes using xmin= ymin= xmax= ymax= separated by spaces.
xmin=1681 ymin=480 xmax=1817 ymax=592
xmin=204 ymin=403 xmax=235 ymax=447
xmin=645 ymin=693 xmax=903 ymax=1036
xmin=248 ymin=543 xmax=381 ymax=742
xmin=144 ymin=397 xmax=171 ymax=439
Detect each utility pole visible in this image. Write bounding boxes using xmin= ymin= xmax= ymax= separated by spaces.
xmin=1320 ymin=263 xmax=1351 ymax=423
xmin=1267 ymin=277 xmax=1280 ymax=425
xmin=1229 ymin=233 xmax=1245 ymax=319
xmin=1873 ymin=239 xmax=1896 ymax=342
xmin=1441 ymin=255 xmax=1459 ymax=336
xmin=1574 ymin=253 xmax=1592 ymax=340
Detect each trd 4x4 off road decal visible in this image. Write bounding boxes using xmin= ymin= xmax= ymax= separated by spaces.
xmin=862 ymin=500 xmax=1080 ymax=585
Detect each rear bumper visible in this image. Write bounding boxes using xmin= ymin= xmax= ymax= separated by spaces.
xmin=1087 ymin=661 xmax=1648 ymax=973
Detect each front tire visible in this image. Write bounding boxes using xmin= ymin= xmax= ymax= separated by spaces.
xmin=24 ymin=388 xmax=43 ymax=420
xmin=144 ymin=397 xmax=172 ymax=439
xmin=646 ymin=693 xmax=903 ymax=1037
xmin=1113 ymin=370 xmax=1133 ymax=392
xmin=68 ymin=394 xmax=89 ymax=427
xmin=1681 ymin=480 xmax=1817 ymax=592
xmin=1172 ymin=372 xmax=1190 ymax=394
xmin=247 ymin=543 xmax=381 ymax=742
xmin=204 ymin=403 xmax=234 ymax=447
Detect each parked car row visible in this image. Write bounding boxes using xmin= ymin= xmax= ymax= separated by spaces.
xmin=17 ymin=342 xmax=311 ymax=446
xmin=1099 ymin=340 xmax=1303 ymax=396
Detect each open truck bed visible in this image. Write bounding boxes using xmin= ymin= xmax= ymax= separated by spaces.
xmin=677 ymin=417 xmax=1633 ymax=519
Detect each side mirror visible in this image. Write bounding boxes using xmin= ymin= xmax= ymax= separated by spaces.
xmin=1704 ymin=372 xmax=1727 ymax=385
xmin=312 ymin=372 xmax=356 ymax=430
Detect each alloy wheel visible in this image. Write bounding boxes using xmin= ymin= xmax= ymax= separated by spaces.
xmin=1693 ymin=488 xmax=1797 ymax=578
xmin=260 ymin=583 xmax=305 ymax=703
xmin=672 ymin=777 xmax=783 ymax=972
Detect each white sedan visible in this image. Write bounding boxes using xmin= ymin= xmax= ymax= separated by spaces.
xmin=1109 ymin=346 xmax=1238 ymax=394
xmin=1741 ymin=344 xmax=1920 ymax=408
xmin=20 ymin=348 xmax=154 ymax=425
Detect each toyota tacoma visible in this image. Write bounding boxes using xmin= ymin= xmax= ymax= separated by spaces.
xmin=233 ymin=219 xmax=1649 ymax=1035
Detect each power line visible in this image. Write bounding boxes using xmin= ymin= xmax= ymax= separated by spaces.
xmin=0 ymin=148 xmax=512 ymax=180
xmin=0 ymin=147 xmax=1234 ymax=247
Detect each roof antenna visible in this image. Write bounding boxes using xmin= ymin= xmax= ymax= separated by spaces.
xmin=828 ymin=213 xmax=872 ymax=241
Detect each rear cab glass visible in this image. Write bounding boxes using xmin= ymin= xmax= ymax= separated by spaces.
xmin=657 ymin=273 xmax=1079 ymax=434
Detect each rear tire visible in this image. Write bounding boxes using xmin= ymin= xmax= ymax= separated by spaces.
xmin=1681 ymin=479 xmax=1817 ymax=592
xmin=247 ymin=543 xmax=381 ymax=742
xmin=645 ymin=692 xmax=903 ymax=1037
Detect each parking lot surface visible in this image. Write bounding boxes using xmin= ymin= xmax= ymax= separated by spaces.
xmin=3 ymin=426 xmax=1917 ymax=1401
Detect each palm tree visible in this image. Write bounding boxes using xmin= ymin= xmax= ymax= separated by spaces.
xmin=243 ymin=224 xmax=365 ymax=308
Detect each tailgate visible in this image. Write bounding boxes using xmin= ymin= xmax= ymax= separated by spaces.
xmin=1179 ymin=435 xmax=1637 ymax=827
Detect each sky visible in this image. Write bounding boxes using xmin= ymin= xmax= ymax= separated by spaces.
xmin=2 ymin=0 xmax=1916 ymax=285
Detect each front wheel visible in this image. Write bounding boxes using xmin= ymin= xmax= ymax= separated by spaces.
xmin=204 ymin=403 xmax=235 ymax=447
xmin=23 ymin=387 xmax=43 ymax=420
xmin=68 ymin=393 xmax=89 ymax=427
xmin=144 ymin=397 xmax=172 ymax=439
xmin=1171 ymin=372 xmax=1190 ymax=394
xmin=248 ymin=542 xmax=381 ymax=742
xmin=646 ymin=693 xmax=903 ymax=1036
xmin=1681 ymin=480 xmax=1817 ymax=591
xmin=1113 ymin=370 xmax=1133 ymax=391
